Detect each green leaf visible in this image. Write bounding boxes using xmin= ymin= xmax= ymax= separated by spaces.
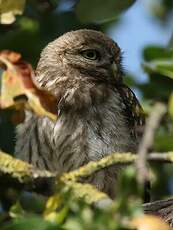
xmin=75 ymin=0 xmax=136 ymax=23
xmin=168 ymin=92 xmax=173 ymax=119
xmin=143 ymin=46 xmax=173 ymax=62
xmin=138 ymin=74 xmax=173 ymax=100
xmin=154 ymin=134 xmax=173 ymax=151
xmin=1 ymin=217 xmax=62 ymax=230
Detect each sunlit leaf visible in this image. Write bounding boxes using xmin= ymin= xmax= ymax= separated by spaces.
xmin=143 ymin=46 xmax=173 ymax=79
xmin=0 ymin=0 xmax=26 ymax=24
xmin=75 ymin=0 xmax=136 ymax=22
xmin=143 ymin=60 xmax=173 ymax=79
xmin=130 ymin=215 xmax=171 ymax=230
xmin=9 ymin=202 xmax=25 ymax=218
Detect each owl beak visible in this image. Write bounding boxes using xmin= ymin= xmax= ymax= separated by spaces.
xmin=111 ymin=62 xmax=118 ymax=77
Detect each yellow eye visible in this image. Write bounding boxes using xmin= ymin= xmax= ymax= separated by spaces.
xmin=81 ymin=49 xmax=100 ymax=60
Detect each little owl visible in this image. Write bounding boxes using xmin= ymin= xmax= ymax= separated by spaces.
xmin=15 ymin=29 xmax=144 ymax=198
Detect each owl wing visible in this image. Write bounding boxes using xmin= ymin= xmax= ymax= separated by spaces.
xmin=118 ymin=84 xmax=145 ymax=140
xmin=117 ymin=84 xmax=149 ymax=202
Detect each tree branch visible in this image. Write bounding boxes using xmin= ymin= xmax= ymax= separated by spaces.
xmin=1 ymin=150 xmax=173 ymax=226
xmin=0 ymin=150 xmax=55 ymax=195
xmin=0 ymin=150 xmax=173 ymax=195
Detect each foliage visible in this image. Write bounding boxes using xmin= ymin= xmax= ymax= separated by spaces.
xmin=75 ymin=0 xmax=136 ymax=22
xmin=0 ymin=0 xmax=173 ymax=229
xmin=2 ymin=148 xmax=172 ymax=229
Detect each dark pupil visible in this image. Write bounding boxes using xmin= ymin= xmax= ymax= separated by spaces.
xmin=87 ymin=51 xmax=95 ymax=58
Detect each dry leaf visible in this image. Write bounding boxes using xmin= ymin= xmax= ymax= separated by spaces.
xmin=0 ymin=50 xmax=57 ymax=122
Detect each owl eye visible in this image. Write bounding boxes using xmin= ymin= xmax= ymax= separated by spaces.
xmin=81 ymin=49 xmax=100 ymax=60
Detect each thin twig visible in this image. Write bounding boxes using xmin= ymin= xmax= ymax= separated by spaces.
xmin=136 ymin=102 xmax=167 ymax=184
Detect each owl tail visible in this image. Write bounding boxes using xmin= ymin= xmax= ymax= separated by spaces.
xmin=143 ymin=198 xmax=173 ymax=227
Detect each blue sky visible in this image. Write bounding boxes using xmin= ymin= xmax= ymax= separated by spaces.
xmin=107 ymin=0 xmax=173 ymax=82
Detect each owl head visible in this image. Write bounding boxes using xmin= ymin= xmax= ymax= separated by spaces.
xmin=33 ymin=29 xmax=123 ymax=110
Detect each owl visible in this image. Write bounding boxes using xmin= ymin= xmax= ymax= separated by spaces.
xmin=15 ymin=29 xmax=144 ymax=198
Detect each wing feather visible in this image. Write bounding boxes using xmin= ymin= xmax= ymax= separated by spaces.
xmin=118 ymin=84 xmax=145 ymax=140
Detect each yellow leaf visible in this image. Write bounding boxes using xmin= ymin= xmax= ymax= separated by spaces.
xmin=45 ymin=195 xmax=61 ymax=212
xmin=0 ymin=0 xmax=26 ymax=24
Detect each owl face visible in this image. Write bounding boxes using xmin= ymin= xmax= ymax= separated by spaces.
xmin=34 ymin=29 xmax=122 ymax=97
xmin=60 ymin=33 xmax=120 ymax=75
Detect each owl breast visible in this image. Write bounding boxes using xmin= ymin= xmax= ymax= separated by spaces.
xmin=15 ymin=86 xmax=138 ymax=198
